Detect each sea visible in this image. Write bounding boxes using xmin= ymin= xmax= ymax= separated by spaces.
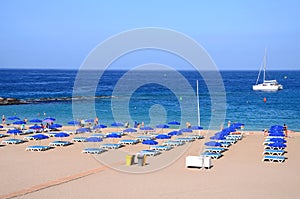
xmin=0 ymin=69 xmax=299 ymax=131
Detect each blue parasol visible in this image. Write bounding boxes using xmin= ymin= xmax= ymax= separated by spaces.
xmin=44 ymin=117 xmax=56 ymax=121
xmin=268 ymin=142 xmax=286 ymax=148
xmin=33 ymin=134 xmax=49 ymax=140
xmin=205 ymin=141 xmax=222 ymax=147
xmin=7 ymin=129 xmax=22 ymax=135
xmin=142 ymin=140 xmax=158 ymax=145
xmin=29 ymin=125 xmax=42 ymax=129
xmin=106 ymin=133 xmax=122 ymax=138
xmin=85 ymin=119 xmax=94 ymax=123
xmin=29 ymin=119 xmax=42 ymax=123
xmin=49 ymin=124 xmax=62 ymax=129
xmin=155 ymin=134 xmax=171 ymax=139
xmin=13 ymin=120 xmax=26 ymax=125
xmin=168 ymin=131 xmax=182 ymax=136
xmin=54 ymin=132 xmax=69 ymax=138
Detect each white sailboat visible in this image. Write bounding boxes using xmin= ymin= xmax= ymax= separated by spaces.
xmin=252 ymin=49 xmax=283 ymax=91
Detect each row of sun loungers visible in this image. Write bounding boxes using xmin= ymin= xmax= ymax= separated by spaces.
xmin=262 ymin=128 xmax=287 ymax=163
xmin=26 ymin=145 xmax=51 ymax=152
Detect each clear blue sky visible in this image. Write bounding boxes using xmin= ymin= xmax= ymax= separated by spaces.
xmin=0 ymin=0 xmax=299 ymax=70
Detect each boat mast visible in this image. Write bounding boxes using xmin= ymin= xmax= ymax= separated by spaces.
xmin=263 ymin=48 xmax=267 ymax=82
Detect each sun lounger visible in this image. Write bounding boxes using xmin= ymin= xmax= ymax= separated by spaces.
xmin=263 ymin=149 xmax=285 ymax=155
xmin=201 ymin=151 xmax=222 ymax=159
xmin=136 ymin=136 xmax=154 ymax=142
xmin=89 ymin=133 xmax=106 ymax=138
xmin=204 ymin=147 xmax=226 ymax=153
xmin=100 ymin=143 xmax=122 ymax=149
xmin=1 ymin=138 xmax=25 ymax=145
xmin=82 ymin=148 xmax=107 ymax=154
xmin=185 ymin=135 xmax=204 ymax=140
xmin=219 ymin=142 xmax=231 ymax=148
xmin=227 ymin=134 xmax=243 ymax=140
xmin=72 ymin=137 xmax=87 ymax=142
xmin=150 ymin=145 xmax=172 ymax=151
xmin=263 ymin=155 xmax=285 ymax=163
xmin=266 ymin=136 xmax=284 ymax=139
xmin=21 ymin=129 xmax=36 ymax=135
xmin=49 ymin=141 xmax=72 ymax=147
xmin=26 ymin=145 xmax=51 ymax=152
xmin=162 ymin=140 xmax=184 ymax=147
xmin=138 ymin=150 xmax=160 ymax=156
xmin=264 ymin=145 xmax=286 ymax=150
xmin=118 ymin=139 xmax=139 ymax=145
xmin=174 ymin=137 xmax=194 ymax=143
xmin=0 ymin=133 xmax=7 ymax=138
xmin=45 ymin=132 xmax=58 ymax=137
xmin=23 ymin=135 xmax=37 ymax=141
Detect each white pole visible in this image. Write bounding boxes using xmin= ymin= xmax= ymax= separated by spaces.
xmin=196 ymin=80 xmax=200 ymax=126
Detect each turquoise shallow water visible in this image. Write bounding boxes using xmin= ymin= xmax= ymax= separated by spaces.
xmin=0 ymin=69 xmax=299 ymax=131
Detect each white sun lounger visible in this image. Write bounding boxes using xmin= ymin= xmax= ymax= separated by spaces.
xmin=23 ymin=135 xmax=37 ymax=141
xmin=136 ymin=136 xmax=154 ymax=142
xmin=2 ymin=139 xmax=25 ymax=145
xmin=49 ymin=141 xmax=72 ymax=147
xmin=118 ymin=139 xmax=139 ymax=145
xmin=0 ymin=133 xmax=7 ymax=138
xmin=150 ymin=145 xmax=172 ymax=151
xmin=89 ymin=133 xmax=106 ymax=138
xmin=100 ymin=143 xmax=122 ymax=149
xmin=201 ymin=151 xmax=222 ymax=159
xmin=263 ymin=149 xmax=285 ymax=156
xmin=162 ymin=140 xmax=184 ymax=147
xmin=264 ymin=145 xmax=286 ymax=150
xmin=82 ymin=148 xmax=107 ymax=154
xmin=185 ymin=135 xmax=205 ymax=140
xmin=263 ymin=155 xmax=285 ymax=163
xmin=26 ymin=145 xmax=51 ymax=152
xmin=137 ymin=150 xmax=160 ymax=156
xmin=226 ymin=134 xmax=243 ymax=140
xmin=174 ymin=138 xmax=194 ymax=143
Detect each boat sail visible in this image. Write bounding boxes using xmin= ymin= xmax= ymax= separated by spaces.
xmin=252 ymin=49 xmax=283 ymax=91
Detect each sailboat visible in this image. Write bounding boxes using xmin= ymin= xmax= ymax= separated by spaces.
xmin=252 ymin=49 xmax=283 ymax=91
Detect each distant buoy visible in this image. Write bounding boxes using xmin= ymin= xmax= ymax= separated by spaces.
xmin=284 ymin=76 xmax=287 ymax=79
xmin=263 ymin=97 xmax=267 ymax=103
xmin=179 ymin=96 xmax=183 ymax=101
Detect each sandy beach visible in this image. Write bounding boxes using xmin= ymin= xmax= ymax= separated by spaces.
xmin=0 ymin=127 xmax=299 ymax=199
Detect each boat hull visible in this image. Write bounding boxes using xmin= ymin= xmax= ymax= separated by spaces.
xmin=253 ymin=84 xmax=283 ymax=92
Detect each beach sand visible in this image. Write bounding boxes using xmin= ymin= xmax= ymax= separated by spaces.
xmin=0 ymin=127 xmax=299 ymax=199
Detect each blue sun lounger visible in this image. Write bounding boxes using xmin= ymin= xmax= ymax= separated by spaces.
xmin=201 ymin=151 xmax=222 ymax=159
xmin=0 ymin=133 xmax=7 ymax=138
xmin=82 ymin=148 xmax=107 ymax=154
xmin=263 ymin=149 xmax=285 ymax=156
xmin=226 ymin=134 xmax=243 ymax=140
xmin=118 ymin=139 xmax=139 ymax=145
xmin=26 ymin=145 xmax=51 ymax=152
xmin=100 ymin=143 xmax=122 ymax=149
xmin=23 ymin=135 xmax=37 ymax=141
xmin=1 ymin=139 xmax=25 ymax=145
xmin=138 ymin=150 xmax=161 ymax=156
xmin=263 ymin=155 xmax=285 ymax=163
xmin=72 ymin=137 xmax=87 ymax=142
xmin=49 ymin=141 xmax=72 ymax=147
xmin=150 ymin=145 xmax=172 ymax=151
xmin=204 ymin=147 xmax=226 ymax=153
xmin=220 ymin=142 xmax=231 ymax=148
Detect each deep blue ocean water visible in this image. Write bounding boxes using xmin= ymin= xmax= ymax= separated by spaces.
xmin=0 ymin=69 xmax=299 ymax=131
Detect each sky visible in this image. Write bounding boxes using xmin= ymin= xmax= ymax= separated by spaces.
xmin=0 ymin=0 xmax=299 ymax=70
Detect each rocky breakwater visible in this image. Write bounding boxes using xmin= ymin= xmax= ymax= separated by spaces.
xmin=0 ymin=97 xmax=27 ymax=105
